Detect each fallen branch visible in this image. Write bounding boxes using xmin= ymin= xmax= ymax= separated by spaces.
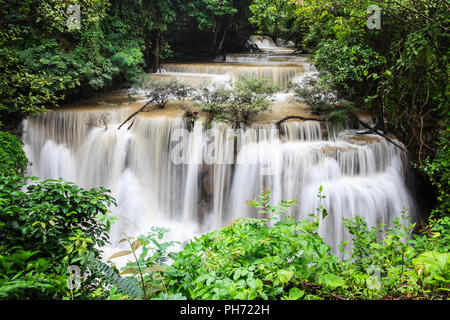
xmin=330 ymin=293 xmax=347 ymax=301
xmin=350 ymin=113 xmax=408 ymax=153
xmin=357 ymin=118 xmax=384 ymax=135
xmin=118 ymin=98 xmax=156 ymax=130
xmin=275 ymin=115 xmax=324 ymax=129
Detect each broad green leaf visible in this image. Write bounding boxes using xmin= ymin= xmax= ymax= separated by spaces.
xmin=288 ymin=287 xmax=305 ymax=300
xmin=321 ymin=273 xmax=347 ymax=289
xmin=277 ymin=269 xmax=293 ymax=285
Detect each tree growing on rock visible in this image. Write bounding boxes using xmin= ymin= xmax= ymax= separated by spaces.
xmin=195 ymin=77 xmax=279 ymax=128
xmin=119 ymin=79 xmax=192 ymax=130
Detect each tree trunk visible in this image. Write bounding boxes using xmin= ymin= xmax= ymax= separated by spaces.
xmin=152 ymin=29 xmax=161 ymax=73
xmin=144 ymin=36 xmax=152 ymax=73
xmin=211 ymin=18 xmax=218 ymax=54
xmin=217 ymin=27 xmax=228 ymax=56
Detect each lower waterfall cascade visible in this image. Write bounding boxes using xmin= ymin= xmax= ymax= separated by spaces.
xmin=22 ymin=41 xmax=418 ymax=260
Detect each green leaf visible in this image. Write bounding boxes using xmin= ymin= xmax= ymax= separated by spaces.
xmin=321 ymin=273 xmax=347 ymax=289
xmin=288 ymin=287 xmax=305 ymax=300
xmin=277 ymin=270 xmax=293 ymax=285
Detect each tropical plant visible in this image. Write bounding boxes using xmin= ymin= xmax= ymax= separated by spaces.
xmin=106 ymin=227 xmax=180 ymax=300
xmin=0 ymin=131 xmax=28 ymax=176
xmin=0 ymin=175 xmax=116 ymax=299
xmin=196 ymin=77 xmax=279 ymax=128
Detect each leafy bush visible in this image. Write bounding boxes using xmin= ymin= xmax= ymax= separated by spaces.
xmin=164 ymin=189 xmax=345 ymax=300
xmin=0 ymin=250 xmax=68 ymax=299
xmin=159 ymin=189 xmax=449 ymax=300
xmin=104 ymin=227 xmax=181 ymax=300
xmin=314 ymin=40 xmax=385 ymax=99
xmin=196 ymin=77 xmax=279 ymax=128
xmin=293 ymin=74 xmax=352 ymax=126
xmin=420 ymin=120 xmax=450 ymax=219
xmin=339 ymin=213 xmax=449 ymax=299
xmin=0 ymin=131 xmax=28 ymax=176
xmin=140 ymin=79 xmax=193 ymax=109
xmin=0 ymin=176 xmax=116 ymax=299
xmin=194 ymin=85 xmax=230 ymax=126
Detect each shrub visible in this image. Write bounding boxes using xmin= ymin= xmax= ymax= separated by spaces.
xmin=197 ymin=77 xmax=280 ymax=128
xmin=293 ymin=75 xmax=352 ymax=126
xmin=0 ymin=176 xmax=116 ymax=299
xmin=165 ymin=189 xmax=342 ymax=300
xmin=0 ymin=131 xmax=28 ymax=176
xmin=161 ymin=189 xmax=449 ymax=300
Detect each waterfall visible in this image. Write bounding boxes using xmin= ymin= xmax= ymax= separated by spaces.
xmin=250 ymin=35 xmax=278 ymax=49
xmin=155 ymin=48 xmax=310 ymax=88
xmin=22 ymin=45 xmax=418 ymax=258
xmin=248 ymin=35 xmax=295 ymax=54
xmin=23 ymin=110 xmax=416 ymax=258
xmin=159 ymin=63 xmax=306 ymax=88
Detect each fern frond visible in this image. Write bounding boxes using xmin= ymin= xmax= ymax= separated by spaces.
xmin=87 ymin=257 xmax=144 ymax=299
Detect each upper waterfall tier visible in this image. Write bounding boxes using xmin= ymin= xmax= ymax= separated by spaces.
xmin=157 ymin=62 xmax=306 ymax=88
xmin=249 ymin=35 xmax=296 ymax=54
xmin=150 ymin=39 xmax=315 ymax=88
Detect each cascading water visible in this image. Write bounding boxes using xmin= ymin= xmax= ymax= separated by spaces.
xmin=22 ymin=40 xmax=418 ymax=259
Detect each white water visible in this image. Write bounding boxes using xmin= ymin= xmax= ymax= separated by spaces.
xmin=22 ymin=41 xmax=417 ymax=259
xmin=154 ymin=37 xmax=310 ymax=88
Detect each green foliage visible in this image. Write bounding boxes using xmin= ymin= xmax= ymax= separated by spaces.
xmin=340 ymin=212 xmax=449 ymax=299
xmin=109 ymin=46 xmax=144 ymax=86
xmin=159 ymin=189 xmax=449 ymax=300
xmin=165 ymin=189 xmax=342 ymax=300
xmin=314 ymin=40 xmax=385 ymax=97
xmin=0 ymin=131 xmax=28 ymax=176
xmin=3 ymin=184 xmax=446 ymax=300
xmin=294 ymin=75 xmax=352 ymax=126
xmin=106 ymin=227 xmax=182 ymax=300
xmin=0 ymin=250 xmax=68 ymax=299
xmin=249 ymin=0 xmax=298 ymax=41
xmin=197 ymin=77 xmax=279 ymax=128
xmin=0 ymin=47 xmax=64 ymax=123
xmin=293 ymin=0 xmax=448 ymax=164
xmin=0 ymin=1 xmax=116 ymax=125
xmin=0 ymin=175 xmax=116 ymax=299
xmin=420 ymin=120 xmax=450 ymax=219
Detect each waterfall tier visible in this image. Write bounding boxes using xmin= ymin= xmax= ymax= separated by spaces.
xmin=23 ymin=108 xmax=416 ymax=257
